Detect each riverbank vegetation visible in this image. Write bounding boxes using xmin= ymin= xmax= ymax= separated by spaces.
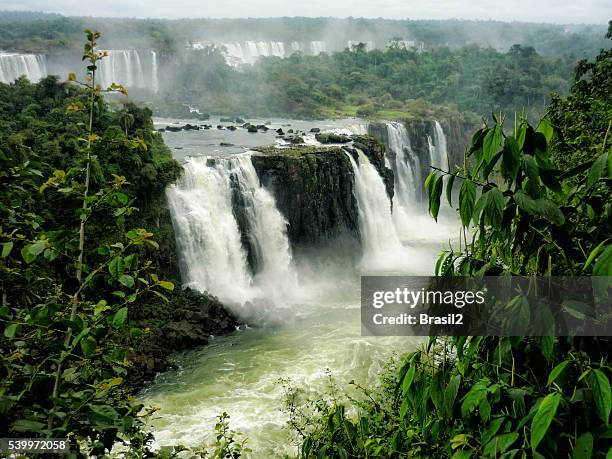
xmin=289 ymin=23 xmax=611 ymax=459
xmin=0 ymin=16 xmax=610 ymax=458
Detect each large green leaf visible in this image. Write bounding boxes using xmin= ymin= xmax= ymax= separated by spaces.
xmin=589 ymin=369 xmax=611 ymax=424
xmin=446 ymin=173 xmax=456 ymax=206
xmin=461 ymin=378 xmax=489 ymax=418
xmin=587 ymin=152 xmax=608 ymax=189
xmin=108 ymin=256 xmax=124 ymax=279
xmin=429 ymin=173 xmax=444 ymax=221
xmin=80 ymin=336 xmax=97 ymax=357
xmin=536 ymin=117 xmax=554 ymax=142
xmin=483 ymin=125 xmax=502 ymax=164
xmin=533 ymin=199 xmax=565 ymax=226
xmin=485 ymin=188 xmax=505 ymax=227
xmin=572 ymin=432 xmax=593 ymax=459
xmin=514 ymin=190 xmax=538 ymax=214
xmin=531 ymin=393 xmax=561 ymax=451
xmin=523 ymin=154 xmax=539 ymax=180
xmin=593 ymin=245 xmax=612 ymax=276
xmin=459 ymin=180 xmax=476 ymax=227
xmin=118 ymin=274 xmax=134 ymax=288
xmin=502 ymin=136 xmax=520 ymax=181
xmin=1 ymin=241 xmax=13 ymax=258
xmin=112 ymin=307 xmax=128 ymax=328
xmin=547 ymin=360 xmax=571 ymax=386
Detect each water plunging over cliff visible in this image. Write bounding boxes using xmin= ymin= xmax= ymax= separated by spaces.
xmin=0 ymin=52 xmax=47 ymax=84
xmin=166 ymin=154 xmax=296 ymax=307
xmin=97 ymin=50 xmax=159 ymax=92
xmin=346 ymin=150 xmax=410 ymax=271
xmin=429 ymin=120 xmax=450 ymax=172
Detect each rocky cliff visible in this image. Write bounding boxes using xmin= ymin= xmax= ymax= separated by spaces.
xmin=251 ymin=136 xmax=393 ymax=248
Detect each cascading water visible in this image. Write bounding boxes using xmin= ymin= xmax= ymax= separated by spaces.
xmin=151 ymin=50 xmax=159 ymax=93
xmin=97 ymin=50 xmax=158 ymax=91
xmin=386 ymin=122 xmax=422 ymax=208
xmin=0 ymin=52 xmax=47 ymax=84
xmin=346 ymin=150 xmax=408 ymax=271
xmin=384 ymin=122 xmax=424 ymax=236
xmin=166 ymin=154 xmax=296 ymax=308
xmin=428 ymin=120 xmax=450 ymax=172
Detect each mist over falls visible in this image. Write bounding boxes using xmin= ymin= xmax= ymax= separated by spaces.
xmin=163 ymin=119 xmax=457 ymax=321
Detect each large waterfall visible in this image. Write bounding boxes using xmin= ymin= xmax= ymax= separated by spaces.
xmin=0 ymin=52 xmax=47 ymax=84
xmin=166 ymin=154 xmax=296 ymax=307
xmin=97 ymin=50 xmax=159 ymax=92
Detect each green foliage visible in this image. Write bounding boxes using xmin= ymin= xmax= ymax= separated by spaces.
xmin=0 ymin=30 xmax=179 ymax=456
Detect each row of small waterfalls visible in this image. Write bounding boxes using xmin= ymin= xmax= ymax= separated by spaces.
xmin=0 ymin=49 xmax=159 ymax=91
xmin=0 ymin=37 xmax=422 ymax=85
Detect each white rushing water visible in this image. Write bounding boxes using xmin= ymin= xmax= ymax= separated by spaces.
xmin=429 ymin=120 xmax=450 ymax=172
xmin=192 ymin=40 xmax=328 ymax=66
xmin=0 ymin=52 xmax=47 ymax=84
xmin=166 ymin=154 xmax=297 ymax=309
xmin=97 ymin=49 xmax=158 ymax=91
xmin=141 ymin=120 xmax=460 ymax=457
xmin=346 ymin=150 xmax=408 ymax=271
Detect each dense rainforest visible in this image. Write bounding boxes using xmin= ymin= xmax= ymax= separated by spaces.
xmin=0 ymin=14 xmax=610 ymax=459
xmin=162 ymin=41 xmax=576 ymax=122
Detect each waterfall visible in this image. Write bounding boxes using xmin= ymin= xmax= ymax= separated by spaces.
xmin=0 ymin=52 xmax=47 ymax=84
xmin=309 ymin=41 xmax=327 ymax=55
xmin=98 ymin=50 xmax=157 ymax=91
xmin=151 ymin=50 xmax=159 ymax=93
xmin=385 ymin=122 xmax=422 ymax=208
xmin=166 ymin=154 xmax=296 ymax=307
xmin=346 ymin=151 xmax=406 ymax=270
xmin=428 ymin=120 xmax=450 ymax=172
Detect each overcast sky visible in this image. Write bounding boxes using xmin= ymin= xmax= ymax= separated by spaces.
xmin=1 ymin=0 xmax=611 ymax=24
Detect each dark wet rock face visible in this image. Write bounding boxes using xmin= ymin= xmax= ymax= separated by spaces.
xmin=129 ymin=287 xmax=237 ymax=388
xmin=250 ymin=137 xmax=393 ymax=247
xmin=251 ymin=149 xmax=360 ymax=245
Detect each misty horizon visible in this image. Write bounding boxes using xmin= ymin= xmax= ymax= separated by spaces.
xmin=0 ymin=0 xmax=611 ymax=25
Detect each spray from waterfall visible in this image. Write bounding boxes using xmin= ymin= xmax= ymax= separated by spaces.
xmin=166 ymin=154 xmax=297 ymax=312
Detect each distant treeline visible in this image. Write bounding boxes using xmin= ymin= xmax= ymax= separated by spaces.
xmin=0 ymin=11 xmax=608 ymax=58
xmin=156 ymin=41 xmax=578 ymax=121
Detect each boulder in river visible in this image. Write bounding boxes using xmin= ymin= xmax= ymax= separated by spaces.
xmin=247 ymin=125 xmax=258 ymax=133
xmin=166 ymin=125 xmax=183 ymax=132
xmin=310 ymin=127 xmax=321 ymax=133
xmin=276 ymin=128 xmax=284 ymax=135
xmin=227 ymin=125 xmax=237 ymax=131
xmin=282 ymin=134 xmax=304 ymax=144
xmin=235 ymin=117 xmax=246 ymax=124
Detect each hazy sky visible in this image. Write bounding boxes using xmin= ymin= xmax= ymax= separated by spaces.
xmin=1 ymin=0 xmax=611 ymax=24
